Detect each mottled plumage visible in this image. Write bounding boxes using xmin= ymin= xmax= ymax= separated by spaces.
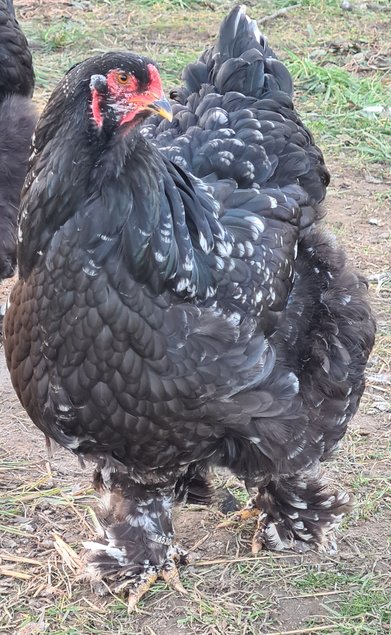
xmin=0 ymin=0 xmax=36 ymax=281
xmin=4 ymin=6 xmax=375 ymax=603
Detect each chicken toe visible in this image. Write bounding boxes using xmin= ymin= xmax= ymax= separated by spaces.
xmin=126 ymin=551 xmax=188 ymax=612
xmin=216 ymin=498 xmax=260 ymax=528
xmin=89 ymin=544 xmax=189 ymax=612
xmin=127 ymin=568 xmax=159 ymax=613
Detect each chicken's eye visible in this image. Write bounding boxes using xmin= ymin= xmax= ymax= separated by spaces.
xmin=117 ymin=73 xmax=131 ymax=85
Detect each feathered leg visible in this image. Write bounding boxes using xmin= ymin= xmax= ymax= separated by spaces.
xmin=83 ymin=466 xmax=188 ymax=611
xmin=174 ymin=463 xmax=214 ymax=505
xmin=254 ymin=468 xmax=352 ymax=552
xmin=224 ymin=465 xmax=352 ymax=553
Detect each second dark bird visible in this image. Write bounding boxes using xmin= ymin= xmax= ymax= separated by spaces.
xmin=0 ymin=0 xmax=37 ymax=282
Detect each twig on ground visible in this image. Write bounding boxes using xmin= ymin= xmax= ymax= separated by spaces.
xmin=278 ymin=589 xmax=353 ymax=600
xmin=0 ymin=567 xmax=31 ymax=580
xmin=262 ymin=625 xmax=341 ymax=635
xmin=0 ymin=553 xmax=44 ymax=566
xmin=259 ymin=5 xmax=300 ymax=25
xmin=53 ymin=533 xmax=82 ymax=572
xmin=194 ymin=554 xmax=300 ymax=566
xmin=189 ymin=533 xmax=211 ymax=552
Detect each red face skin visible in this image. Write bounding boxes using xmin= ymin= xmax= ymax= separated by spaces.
xmin=91 ymin=64 xmax=168 ymax=129
xmin=91 ymin=88 xmax=104 ymax=127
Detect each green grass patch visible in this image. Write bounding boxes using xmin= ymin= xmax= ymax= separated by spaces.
xmin=286 ymin=54 xmax=391 ymax=164
xmin=134 ymin=0 xmax=205 ymax=7
xmin=38 ymin=20 xmax=86 ymax=51
xmin=325 ymin=587 xmax=391 ymax=635
xmin=294 ymin=569 xmax=366 ymax=591
xmin=177 ymin=590 xmax=273 ymax=633
xmin=275 ymin=0 xmax=341 ymax=7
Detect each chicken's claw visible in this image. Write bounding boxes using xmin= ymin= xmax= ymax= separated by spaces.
xmin=216 ymin=498 xmax=260 ymax=528
xmin=127 ymin=569 xmax=159 ymax=613
xmin=126 ymin=555 xmax=188 ymax=612
xmin=216 ymin=498 xmax=267 ymax=553
xmin=109 ymin=545 xmax=188 ymax=613
xmin=160 ymin=544 xmax=188 ymax=594
xmin=251 ymin=512 xmax=268 ymax=554
xmin=85 ymin=536 xmax=189 ymax=611
xmin=161 ymin=559 xmax=188 ymax=595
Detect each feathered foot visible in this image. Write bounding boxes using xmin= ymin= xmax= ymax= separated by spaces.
xmin=254 ymin=470 xmax=352 ymax=553
xmin=175 ymin=464 xmax=241 ymax=513
xmin=84 ymin=467 xmax=189 ymax=611
xmin=85 ymin=541 xmax=188 ymax=612
xmin=128 ymin=545 xmax=188 ymax=612
xmin=217 ymin=468 xmax=352 ymax=554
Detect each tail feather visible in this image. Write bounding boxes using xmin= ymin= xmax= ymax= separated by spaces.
xmin=214 ymin=50 xmax=265 ymax=97
xmin=182 ymin=5 xmax=293 ymax=99
xmin=214 ymin=4 xmax=263 ymax=60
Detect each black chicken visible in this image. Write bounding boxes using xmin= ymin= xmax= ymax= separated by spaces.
xmin=4 ymin=6 xmax=375 ymax=609
xmin=0 ymin=0 xmax=36 ymax=281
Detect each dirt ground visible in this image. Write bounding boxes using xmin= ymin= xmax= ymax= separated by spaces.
xmin=0 ymin=1 xmax=390 ymax=634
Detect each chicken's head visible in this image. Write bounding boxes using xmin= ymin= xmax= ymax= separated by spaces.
xmin=86 ymin=53 xmax=172 ymax=131
xmin=30 ymin=53 xmax=172 ymax=148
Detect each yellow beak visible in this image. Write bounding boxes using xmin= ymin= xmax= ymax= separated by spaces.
xmin=146 ymin=96 xmax=173 ymax=122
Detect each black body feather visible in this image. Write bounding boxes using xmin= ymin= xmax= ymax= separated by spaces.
xmin=0 ymin=0 xmax=34 ymax=100
xmin=0 ymin=0 xmax=36 ymax=281
xmin=5 ymin=6 xmax=375 ymax=579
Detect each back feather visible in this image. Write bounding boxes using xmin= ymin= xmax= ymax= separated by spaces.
xmin=143 ymin=5 xmax=329 ymax=235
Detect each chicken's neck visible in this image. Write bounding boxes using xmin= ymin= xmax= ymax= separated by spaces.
xmin=19 ymin=125 xmax=229 ymax=299
xmin=113 ymin=135 xmax=230 ymax=298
